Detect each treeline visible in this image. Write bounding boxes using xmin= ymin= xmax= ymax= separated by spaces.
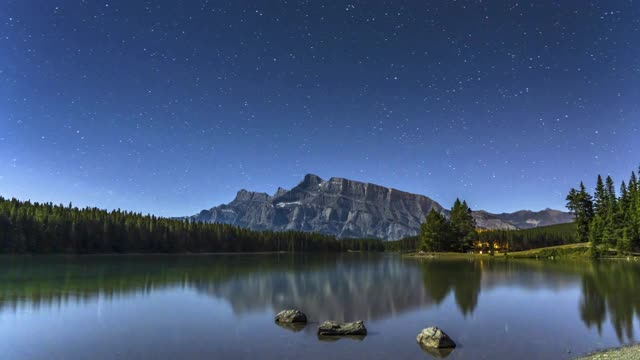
xmin=0 ymin=196 xmax=384 ymax=254
xmin=384 ymin=236 xmax=420 ymax=252
xmin=566 ymin=167 xmax=640 ymax=256
xmin=419 ymin=199 xmax=477 ymax=252
xmin=477 ymin=223 xmax=577 ymax=252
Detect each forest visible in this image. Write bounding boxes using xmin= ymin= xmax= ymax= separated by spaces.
xmin=0 ymin=194 xmax=582 ymax=255
xmin=477 ymin=223 xmax=577 ymax=252
xmin=0 ymin=196 xmax=384 ymax=254
xmin=418 ymin=198 xmax=478 ymax=252
xmin=385 ymin=222 xmax=578 ymax=254
xmin=566 ymin=168 xmax=640 ymax=256
xmin=3 ymin=166 xmax=637 ymax=256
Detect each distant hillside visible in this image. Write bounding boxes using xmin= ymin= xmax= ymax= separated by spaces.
xmin=187 ymin=174 xmax=573 ymax=240
xmin=489 ymin=209 xmax=574 ymax=229
xmin=478 ymin=222 xmax=577 ymax=251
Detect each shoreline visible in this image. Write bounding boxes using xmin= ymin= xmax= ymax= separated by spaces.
xmin=573 ymin=344 xmax=640 ymax=359
xmin=404 ymin=242 xmax=640 ymax=260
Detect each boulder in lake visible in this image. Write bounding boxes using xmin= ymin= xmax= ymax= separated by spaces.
xmin=274 ymin=309 xmax=307 ymax=324
xmin=317 ymin=321 xmax=367 ymax=336
xmin=416 ymin=327 xmax=456 ymax=349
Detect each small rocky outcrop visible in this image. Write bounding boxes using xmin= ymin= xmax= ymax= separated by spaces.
xmin=317 ymin=321 xmax=367 ymax=336
xmin=416 ymin=327 xmax=456 ymax=349
xmin=274 ymin=309 xmax=307 ymax=324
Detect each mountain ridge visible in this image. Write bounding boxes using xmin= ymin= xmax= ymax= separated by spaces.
xmin=186 ymin=174 xmax=573 ymax=240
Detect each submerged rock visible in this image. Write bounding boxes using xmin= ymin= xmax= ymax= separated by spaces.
xmin=416 ymin=327 xmax=456 ymax=349
xmin=274 ymin=309 xmax=307 ymax=324
xmin=317 ymin=321 xmax=367 ymax=336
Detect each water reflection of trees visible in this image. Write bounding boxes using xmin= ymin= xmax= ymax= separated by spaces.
xmin=0 ymin=254 xmax=339 ymax=309
xmin=420 ymin=259 xmax=482 ymax=315
xmin=1 ymin=254 xmax=640 ymax=338
xmin=419 ymin=257 xmax=640 ymax=340
xmin=0 ymin=254 xmax=437 ymax=321
xmin=579 ymin=261 xmax=640 ymax=341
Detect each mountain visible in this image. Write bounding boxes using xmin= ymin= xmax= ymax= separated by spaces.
xmin=487 ymin=209 xmax=575 ymax=229
xmin=187 ymin=174 xmax=572 ymax=240
xmin=472 ymin=210 xmax=518 ymax=230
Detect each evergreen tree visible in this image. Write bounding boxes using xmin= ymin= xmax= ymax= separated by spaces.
xmin=589 ymin=175 xmax=609 ymax=251
xmin=602 ymin=176 xmax=619 ymax=248
xmin=566 ymin=182 xmax=594 ymax=243
xmin=593 ymin=175 xmax=608 ymax=216
xmin=420 ymin=209 xmax=451 ymax=252
xmin=449 ymin=199 xmax=477 ymax=252
xmin=630 ymin=171 xmax=640 ymax=250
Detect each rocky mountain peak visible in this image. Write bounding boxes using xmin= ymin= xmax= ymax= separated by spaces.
xmin=299 ymin=173 xmax=325 ymax=188
xmin=187 ymin=174 xmax=573 ymax=240
xmin=233 ymin=189 xmax=270 ymax=203
xmin=273 ymin=187 xmax=288 ymax=198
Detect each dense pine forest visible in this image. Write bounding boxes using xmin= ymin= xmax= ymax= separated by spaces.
xmin=566 ymin=168 xmax=640 ymax=257
xmin=382 ymin=221 xmax=578 ymax=253
xmin=0 ymin=196 xmax=384 ymax=254
xmin=476 ymin=223 xmax=577 ymax=252
xmin=383 ymin=236 xmax=421 ymax=252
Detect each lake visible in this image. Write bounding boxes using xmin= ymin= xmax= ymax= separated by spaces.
xmin=0 ymin=254 xmax=639 ymax=359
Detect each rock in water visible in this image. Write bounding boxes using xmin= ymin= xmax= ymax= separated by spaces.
xmin=416 ymin=327 xmax=456 ymax=349
xmin=317 ymin=321 xmax=367 ymax=336
xmin=274 ymin=310 xmax=307 ymax=324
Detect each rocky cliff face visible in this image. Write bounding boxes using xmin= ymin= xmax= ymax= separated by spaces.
xmin=191 ymin=174 xmax=446 ymax=240
xmin=188 ymin=174 xmax=572 ymax=240
xmin=471 ymin=211 xmax=518 ymax=230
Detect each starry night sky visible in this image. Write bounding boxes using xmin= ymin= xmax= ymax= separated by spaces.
xmin=1 ymin=0 xmax=639 ymax=216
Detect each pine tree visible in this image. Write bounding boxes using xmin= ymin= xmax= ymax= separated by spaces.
xmin=602 ymin=176 xmax=619 ymax=249
xmin=593 ymin=175 xmax=608 ymax=216
xmin=589 ymin=175 xmax=610 ymax=250
xmin=618 ymin=229 xmax=631 ymax=253
xmin=461 ymin=200 xmax=478 ymax=250
xmin=420 ymin=209 xmax=451 ymax=252
xmin=449 ymin=199 xmax=477 ymax=252
xmin=566 ymin=182 xmax=594 ymax=243
xmin=630 ymin=171 xmax=640 ymax=251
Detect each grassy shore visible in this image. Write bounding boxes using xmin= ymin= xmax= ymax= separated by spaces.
xmin=574 ymin=344 xmax=640 ymax=359
xmin=503 ymin=242 xmax=591 ymax=259
xmin=405 ymin=242 xmax=594 ymax=259
xmin=404 ymin=242 xmax=640 ymax=260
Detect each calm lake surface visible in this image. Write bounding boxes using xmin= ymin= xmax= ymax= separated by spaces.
xmin=1 ymin=254 xmax=639 ymax=360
